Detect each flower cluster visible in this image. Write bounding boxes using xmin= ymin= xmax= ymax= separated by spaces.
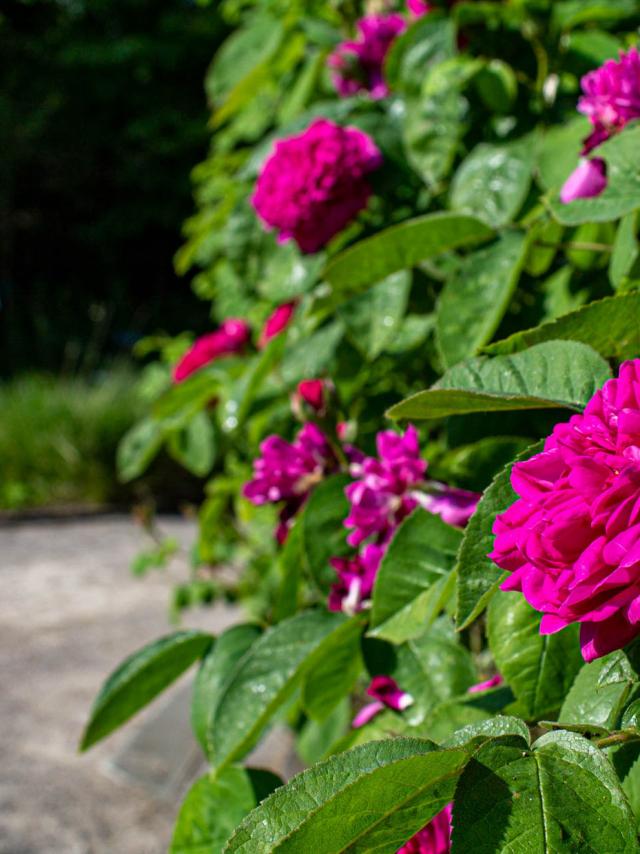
xmin=243 ymin=423 xmax=336 ymax=543
xmin=330 ymin=426 xmax=479 ymax=614
xmin=490 ymin=360 xmax=640 ymax=662
xmin=173 ymin=319 xmax=250 ymax=383
xmin=561 ymin=48 xmax=640 ymax=203
xmin=397 ymin=805 xmax=453 ymax=854
xmin=252 ymin=119 xmax=382 ymax=253
xmin=328 ymin=14 xmax=406 ymax=99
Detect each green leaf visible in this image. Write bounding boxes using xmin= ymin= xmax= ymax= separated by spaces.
xmin=370 ymin=509 xmax=462 ymax=643
xmin=436 ymin=232 xmax=528 ymax=367
xmin=474 ymin=59 xmax=517 ymax=114
xmin=392 ymin=623 xmax=477 ymax=725
xmin=167 ymin=411 xmax=216 ymax=477
xmin=80 ymin=630 xmax=212 ymax=751
xmin=610 ymin=211 xmax=640 ymax=292
xmin=488 ymin=591 xmax=583 ymax=719
xmin=300 ymin=474 xmax=351 ymax=590
xmin=484 ymin=293 xmax=640 ymax=361
xmin=296 ymin=699 xmax=351 ymax=766
xmin=443 ymin=715 xmax=530 ymax=748
xmin=385 ymin=13 xmax=454 ymax=94
xmin=452 ymin=730 xmax=639 ymax=853
xmin=281 ymin=321 xmax=344 ymax=385
xmin=552 ymin=0 xmax=639 ymax=30
xmin=322 ymin=213 xmax=493 ymax=301
xmin=224 ymin=738 xmax=469 ymax=854
xmin=221 ymin=334 xmax=286 ymax=429
xmin=537 ymin=117 xmax=591 ymax=192
xmin=456 ymin=441 xmax=543 ymax=630
xmin=549 ymin=126 xmax=640 ymax=225
xmin=170 ymin=767 xmax=282 ymax=854
xmin=450 ymin=138 xmax=535 ymax=228
xmin=117 ymin=418 xmax=163 ymax=482
xmin=560 ymin=649 xmax=640 ymax=728
xmin=339 ymin=271 xmax=411 ymax=361
xmin=274 ymin=518 xmax=304 ymax=622
xmin=192 ymin=624 xmax=262 ymax=758
xmin=388 ymin=341 xmax=612 ymax=420
xmin=302 ymin=617 xmax=364 ymax=721
xmin=207 ymin=610 xmax=349 ymax=769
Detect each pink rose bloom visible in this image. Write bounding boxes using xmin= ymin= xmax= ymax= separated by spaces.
xmin=416 ymin=485 xmax=480 ymax=528
xmin=397 ymin=805 xmax=453 ymax=854
xmin=490 ymin=360 xmax=640 ymax=662
xmin=328 ymin=14 xmax=407 ymax=99
xmin=560 ymin=158 xmax=607 ymax=203
xmin=352 ymin=675 xmax=413 ymax=728
xmin=407 ymin=0 xmax=433 ymax=15
xmin=259 ymin=302 xmax=296 ymax=349
xmin=243 ymin=423 xmax=335 ymax=541
xmin=579 ymin=47 xmax=640 ymax=150
xmin=252 ymin=119 xmax=382 ymax=253
xmin=328 ymin=543 xmax=384 ymax=615
xmin=345 ymin=425 xmax=427 ymax=547
xmin=468 ymin=673 xmax=504 ymax=694
xmin=173 ymin=319 xmax=250 ymax=383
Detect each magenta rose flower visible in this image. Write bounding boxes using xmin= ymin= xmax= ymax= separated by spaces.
xmin=468 ymin=673 xmax=504 ymax=694
xmin=352 ymin=675 xmax=414 ymax=728
xmin=579 ymin=47 xmax=640 ymax=152
xmin=258 ymin=301 xmax=296 ymax=349
xmin=560 ymin=158 xmax=607 ymax=203
xmin=490 ymin=360 xmax=640 ymax=662
xmin=397 ymin=805 xmax=453 ymax=854
xmin=328 ymin=14 xmax=406 ymax=99
xmin=252 ymin=119 xmax=382 ymax=253
xmin=243 ymin=423 xmax=336 ymax=542
xmin=296 ymin=379 xmax=330 ymax=414
xmin=407 ymin=0 xmax=433 ymax=16
xmin=173 ymin=319 xmax=250 ymax=383
xmin=328 ymin=543 xmax=384 ymax=615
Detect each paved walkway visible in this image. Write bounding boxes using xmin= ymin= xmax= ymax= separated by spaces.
xmin=0 ymin=516 xmax=247 ymax=854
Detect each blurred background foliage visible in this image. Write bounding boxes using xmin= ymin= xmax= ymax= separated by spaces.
xmin=0 ymin=0 xmax=228 ymax=508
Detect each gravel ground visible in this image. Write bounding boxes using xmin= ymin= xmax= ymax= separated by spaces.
xmin=0 ymin=516 xmax=245 ymax=854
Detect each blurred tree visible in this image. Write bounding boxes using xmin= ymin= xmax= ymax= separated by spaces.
xmin=0 ymin=0 xmax=227 ymax=374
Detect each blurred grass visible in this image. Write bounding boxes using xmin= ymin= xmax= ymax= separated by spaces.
xmin=0 ymin=369 xmax=144 ymax=510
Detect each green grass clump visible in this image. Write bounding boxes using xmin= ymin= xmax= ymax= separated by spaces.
xmin=0 ymin=369 xmax=144 ymax=510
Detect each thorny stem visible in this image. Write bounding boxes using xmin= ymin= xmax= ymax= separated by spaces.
xmin=595 ymin=731 xmax=640 ymax=749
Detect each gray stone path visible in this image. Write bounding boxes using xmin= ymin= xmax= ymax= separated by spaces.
xmin=0 ymin=516 xmax=247 ymax=854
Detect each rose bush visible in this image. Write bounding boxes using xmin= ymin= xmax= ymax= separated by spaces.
xmin=85 ymin=1 xmax=640 ymax=851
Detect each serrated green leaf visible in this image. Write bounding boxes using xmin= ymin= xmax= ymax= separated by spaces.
xmin=385 ymin=13 xmax=454 ymax=94
xmin=208 ymin=611 xmax=349 ymax=769
xmin=322 ymin=213 xmax=493 ymax=300
xmin=456 ymin=441 xmax=544 ymax=630
xmin=436 ymin=232 xmax=528 ymax=367
xmin=452 ymin=730 xmax=639 ymax=853
xmin=484 ymin=292 xmax=640 ymax=360
xmin=281 ymin=321 xmax=344 ymax=385
xmin=388 ymin=341 xmax=612 ymax=420
xmin=488 ymin=591 xmax=582 ymax=719
xmin=192 ymin=624 xmax=262 ymax=758
xmin=170 ymin=767 xmax=282 ymax=854
xmin=339 ymin=271 xmax=411 ymax=361
xmin=370 ymin=509 xmax=461 ymax=643
xmin=80 ymin=630 xmax=212 ymax=751
xmin=300 ymin=474 xmax=351 ymax=590
xmin=549 ymin=126 xmax=640 ymax=226
xmin=392 ymin=623 xmax=477 ymax=726
xmin=610 ymin=211 xmax=640 ymax=292
xmin=537 ymin=117 xmax=591 ymax=193
xmin=450 ymin=138 xmax=535 ymax=228
xmin=302 ymin=617 xmax=364 ymax=722
xmin=443 ymin=715 xmax=530 ymax=748
xmin=560 ymin=649 xmax=640 ymax=728
xmin=224 ymin=739 xmax=469 ymax=854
